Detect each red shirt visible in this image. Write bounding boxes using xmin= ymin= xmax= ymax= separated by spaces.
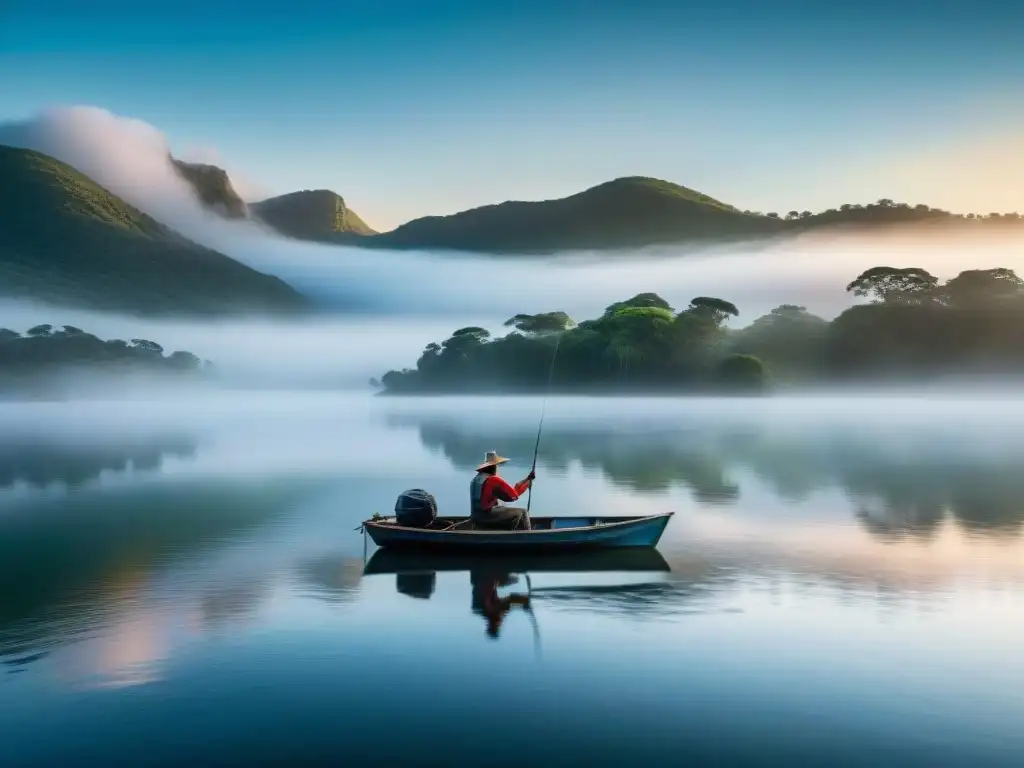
xmin=479 ymin=474 xmax=531 ymax=510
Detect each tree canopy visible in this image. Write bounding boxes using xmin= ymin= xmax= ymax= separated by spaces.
xmin=379 ymin=265 xmax=1024 ymax=394
xmin=503 ymin=312 xmax=575 ymax=334
xmin=940 ymin=268 xmax=1024 ymax=307
xmin=846 ymin=267 xmax=939 ymax=304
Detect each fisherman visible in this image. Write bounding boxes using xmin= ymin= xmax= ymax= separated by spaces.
xmin=470 ymin=451 xmax=535 ymax=530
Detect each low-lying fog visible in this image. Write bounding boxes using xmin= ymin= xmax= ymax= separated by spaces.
xmin=3 ymin=106 xmax=1024 ymax=388
xmin=4 ymin=391 xmax=1024 ymax=500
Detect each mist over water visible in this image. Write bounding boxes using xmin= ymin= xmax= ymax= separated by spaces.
xmin=2 ymin=391 xmax=1023 ymax=764
xmin=4 ymin=106 xmax=1024 ymax=388
xmin=0 ymin=299 xmax=476 ymax=387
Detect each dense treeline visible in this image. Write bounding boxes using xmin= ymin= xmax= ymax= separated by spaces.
xmin=750 ymin=198 xmax=1023 ymax=226
xmin=0 ymin=324 xmax=209 ymax=389
xmin=0 ymin=433 xmax=197 ymax=489
xmin=377 ymin=266 xmax=1024 ymax=393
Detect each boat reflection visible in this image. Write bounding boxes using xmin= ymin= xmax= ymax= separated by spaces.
xmin=363 ymin=548 xmax=671 ymax=577
xmin=365 ymin=548 xmax=673 ymax=638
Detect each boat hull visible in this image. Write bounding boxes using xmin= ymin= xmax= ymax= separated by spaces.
xmin=362 ymin=512 xmax=673 ymax=553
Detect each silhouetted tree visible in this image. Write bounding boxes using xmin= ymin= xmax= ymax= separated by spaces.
xmin=940 ymin=268 xmax=1024 ymax=307
xmin=167 ymin=351 xmax=202 ymax=370
xmin=731 ymin=305 xmax=827 ymax=379
xmin=131 ymin=339 xmax=164 ymax=355
xmin=688 ymin=297 xmax=739 ymax=321
xmin=846 ymin=266 xmax=938 ymax=304
xmin=503 ymin=312 xmax=575 ymax=334
xmin=717 ymin=354 xmax=766 ymax=391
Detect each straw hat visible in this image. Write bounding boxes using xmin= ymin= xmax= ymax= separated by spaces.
xmin=476 ymin=450 xmax=510 ymax=471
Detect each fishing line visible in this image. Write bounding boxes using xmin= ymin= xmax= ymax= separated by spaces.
xmin=526 ymin=332 xmax=563 ymax=514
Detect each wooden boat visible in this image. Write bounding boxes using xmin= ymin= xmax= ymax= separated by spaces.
xmin=363 ymin=546 xmax=671 ymax=576
xmin=360 ymin=511 xmax=673 ymax=552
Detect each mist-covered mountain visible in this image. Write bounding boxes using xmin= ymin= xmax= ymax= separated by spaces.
xmin=188 ymin=174 xmax=776 ymax=251
xmin=364 ymin=178 xmax=1023 ymax=253
xmin=172 ymin=158 xmax=249 ymax=219
xmin=210 ymin=172 xmax=1022 ymax=254
xmin=250 ymin=189 xmax=376 ymax=240
xmin=169 ymin=160 xmax=376 ymax=242
xmin=0 ymin=144 xmax=307 ymax=316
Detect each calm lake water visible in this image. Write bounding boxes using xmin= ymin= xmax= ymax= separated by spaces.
xmin=2 ymin=392 xmax=1024 ymax=766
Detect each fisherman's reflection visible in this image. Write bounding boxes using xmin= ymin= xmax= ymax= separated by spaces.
xmin=391 ymin=567 xmax=532 ymax=638
xmin=471 ymin=570 xmax=530 ymax=639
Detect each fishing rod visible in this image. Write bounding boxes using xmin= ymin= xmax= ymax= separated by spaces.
xmin=526 ymin=331 xmax=564 ymax=514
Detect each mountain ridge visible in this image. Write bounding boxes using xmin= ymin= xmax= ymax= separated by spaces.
xmin=166 ymin=150 xmax=1023 ymax=254
xmin=0 ymin=144 xmax=308 ymax=315
xmin=369 ymin=175 xmax=778 ymax=252
xmin=9 ymin=142 xmax=1023 ymax=263
xmin=172 ymin=158 xmax=249 ymax=219
xmin=250 ymin=189 xmax=376 ymax=240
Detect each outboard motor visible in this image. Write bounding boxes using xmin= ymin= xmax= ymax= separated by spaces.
xmin=394 ymin=488 xmax=438 ymax=528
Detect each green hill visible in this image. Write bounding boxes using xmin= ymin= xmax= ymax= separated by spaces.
xmin=0 ymin=144 xmax=307 ymax=315
xmin=370 ymin=176 xmax=783 ymax=253
xmin=250 ymin=189 xmax=376 ymax=241
xmin=355 ymin=178 xmax=1024 ymax=254
xmin=172 ymin=158 xmax=248 ymax=218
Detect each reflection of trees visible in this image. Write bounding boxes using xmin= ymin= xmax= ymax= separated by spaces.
xmin=854 ymin=504 xmax=945 ymax=543
xmin=832 ymin=451 xmax=1024 ymax=540
xmin=0 ymin=479 xmax=326 ymax=656
xmin=533 ymin=580 xmax=724 ymax=620
xmin=200 ymin=580 xmax=272 ymax=631
xmin=531 ymin=559 xmax=735 ymax=621
xmin=295 ymin=556 xmax=364 ymax=604
xmin=395 ymin=414 xmax=1024 ymax=540
xmin=395 ymin=415 xmax=740 ymax=503
xmin=0 ymin=432 xmax=197 ymax=489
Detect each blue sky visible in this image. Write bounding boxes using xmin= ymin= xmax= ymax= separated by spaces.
xmin=2 ymin=0 xmax=1022 ymax=230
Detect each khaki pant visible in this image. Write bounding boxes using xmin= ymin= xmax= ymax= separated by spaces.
xmin=473 ymin=505 xmax=532 ymax=531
